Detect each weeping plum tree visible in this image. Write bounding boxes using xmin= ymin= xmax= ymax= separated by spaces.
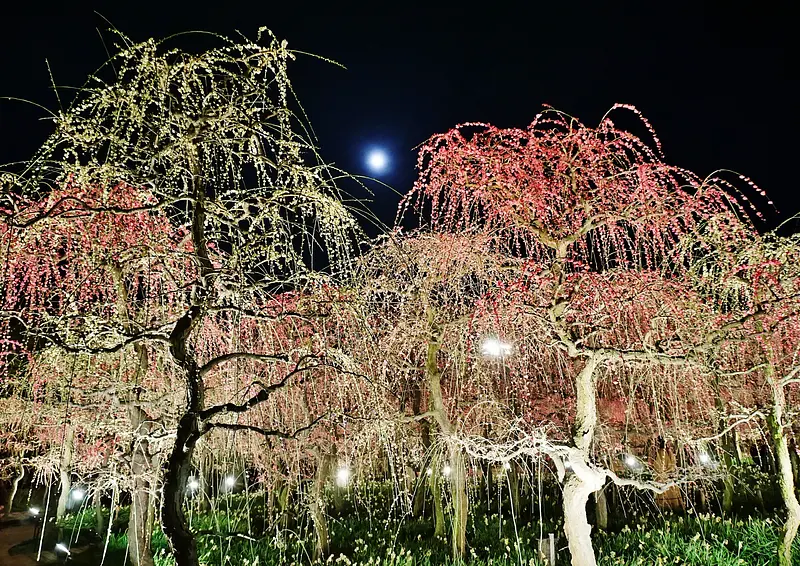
xmin=706 ymin=233 xmax=800 ymax=565
xmin=0 ymin=182 xmax=185 ymax=566
xmin=356 ymin=232 xmax=521 ymax=559
xmin=1 ymin=28 xmax=361 ymax=566
xmin=399 ymin=106 xmax=762 ymax=565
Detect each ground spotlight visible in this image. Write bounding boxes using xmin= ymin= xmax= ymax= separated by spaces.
xmin=336 ymin=466 xmax=351 ymax=487
xmin=481 ymin=337 xmax=512 ymax=358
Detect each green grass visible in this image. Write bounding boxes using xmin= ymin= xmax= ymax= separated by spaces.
xmin=55 ymin=493 xmax=799 ymax=565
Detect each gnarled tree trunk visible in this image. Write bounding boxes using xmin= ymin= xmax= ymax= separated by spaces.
xmin=161 ymin=304 xmax=205 ymax=566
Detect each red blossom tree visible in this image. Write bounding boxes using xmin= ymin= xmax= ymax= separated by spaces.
xmin=398 ymin=105 xmax=762 ymax=565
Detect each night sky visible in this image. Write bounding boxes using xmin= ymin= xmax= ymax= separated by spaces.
xmin=1 ymin=2 xmax=794 ymax=231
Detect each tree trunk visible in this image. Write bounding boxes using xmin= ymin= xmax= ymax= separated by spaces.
xmin=162 ymin=170 xmax=213 ymax=566
xmin=431 ymin=459 xmax=446 ymax=538
xmin=162 ymin=302 xmax=205 ymax=566
xmin=789 ymin=438 xmax=800 ymax=489
xmin=128 ymin=406 xmax=155 ymax=566
xmin=412 ymin=467 xmax=426 ymax=517
xmin=767 ymin=373 xmax=800 ymax=566
xmin=563 ymin=357 xmax=602 ymax=566
xmin=563 ymin=472 xmax=604 ymax=566
xmin=654 ymin=444 xmax=682 ymax=511
xmin=56 ymin=425 xmax=75 ymax=520
xmin=4 ymin=462 xmax=23 ymax=518
xmin=594 ymin=485 xmax=608 ymax=531
xmin=93 ymin=489 xmax=105 ymax=536
xmin=449 ymin=446 xmax=468 ymax=560
xmin=162 ymin=412 xmax=201 ymax=566
xmin=309 ymin=451 xmax=333 ymax=561
xmin=508 ymin=462 xmax=520 ymax=518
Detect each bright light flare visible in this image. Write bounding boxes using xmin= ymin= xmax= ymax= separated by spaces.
xmin=442 ymin=465 xmax=452 ymax=477
xmin=187 ymin=477 xmax=200 ymax=491
xmin=55 ymin=543 xmax=71 ymax=555
xmin=335 ymin=466 xmax=351 ymax=487
xmin=366 ymin=148 xmax=389 ymax=173
xmin=624 ymin=454 xmax=640 ymax=469
xmin=224 ymin=475 xmax=236 ymax=489
xmin=698 ymin=452 xmax=712 ymax=465
xmin=29 ymin=507 xmax=40 ymax=516
xmin=481 ymin=338 xmax=512 ymax=358
xmin=71 ymin=488 xmax=85 ymax=501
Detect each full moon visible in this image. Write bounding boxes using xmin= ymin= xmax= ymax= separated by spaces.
xmin=366 ymin=148 xmax=389 ymax=173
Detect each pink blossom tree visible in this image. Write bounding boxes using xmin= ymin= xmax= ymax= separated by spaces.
xmin=399 ymin=106 xmax=762 ymax=565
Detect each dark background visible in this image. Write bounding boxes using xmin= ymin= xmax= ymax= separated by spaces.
xmin=0 ymin=1 xmax=795 ymax=230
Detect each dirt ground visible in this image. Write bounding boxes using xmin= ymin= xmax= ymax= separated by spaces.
xmin=0 ymin=518 xmax=40 ymax=566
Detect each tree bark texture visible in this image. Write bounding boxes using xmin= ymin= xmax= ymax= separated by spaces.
xmin=767 ymin=370 xmax=800 ymax=566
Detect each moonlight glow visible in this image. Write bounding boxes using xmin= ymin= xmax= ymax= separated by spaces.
xmin=366 ymin=148 xmax=389 ymax=174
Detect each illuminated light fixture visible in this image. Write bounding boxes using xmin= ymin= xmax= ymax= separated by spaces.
xmin=187 ymin=477 xmax=200 ymax=491
xmin=425 ymin=468 xmax=433 ymax=476
xmin=55 ymin=543 xmax=71 ymax=555
xmin=502 ymin=461 xmax=511 ymax=470
xmin=698 ymin=452 xmax=711 ymax=465
xmin=71 ymin=488 xmax=85 ymax=501
xmin=335 ymin=466 xmax=351 ymax=488
xmin=442 ymin=465 xmax=452 ymax=477
xmin=29 ymin=507 xmax=40 ymax=516
xmin=481 ymin=337 xmax=512 ymax=358
xmin=224 ymin=475 xmax=236 ymax=489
